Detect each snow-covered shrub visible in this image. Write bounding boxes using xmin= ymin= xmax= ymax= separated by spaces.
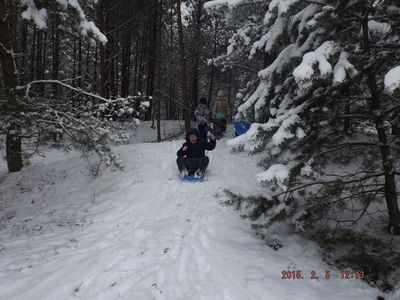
xmin=0 ymin=85 xmax=148 ymax=169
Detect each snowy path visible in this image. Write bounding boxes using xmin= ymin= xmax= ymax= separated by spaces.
xmin=0 ymin=135 xmax=385 ymax=299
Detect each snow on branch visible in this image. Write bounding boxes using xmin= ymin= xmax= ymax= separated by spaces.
xmin=384 ymin=66 xmax=400 ymax=93
xmin=368 ymin=20 xmax=391 ymax=37
xmin=20 ymin=0 xmax=48 ymax=29
xmin=267 ymin=0 xmax=301 ymax=16
xmin=333 ymin=52 xmax=358 ymax=85
xmin=293 ymin=41 xmax=336 ymax=90
xmin=65 ymin=0 xmax=108 ymax=43
xmin=16 ymin=80 xmax=113 ymax=104
xmin=204 ymin=0 xmax=249 ymax=10
xmin=228 ymin=102 xmax=309 ymax=152
xmin=204 ymin=0 xmax=271 ymax=10
xmin=19 ymin=0 xmax=107 ymax=44
xmin=255 ymin=163 xmax=291 ymax=191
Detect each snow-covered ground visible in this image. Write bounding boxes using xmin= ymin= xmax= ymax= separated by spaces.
xmin=0 ymin=123 xmax=391 ymax=300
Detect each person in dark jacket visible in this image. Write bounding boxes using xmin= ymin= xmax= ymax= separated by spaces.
xmin=195 ymin=97 xmax=211 ymax=141
xmin=177 ymin=128 xmax=216 ymax=178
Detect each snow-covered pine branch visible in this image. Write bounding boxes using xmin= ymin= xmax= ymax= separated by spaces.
xmin=208 ymin=0 xmax=400 ymax=236
xmin=19 ymin=0 xmax=107 ymax=43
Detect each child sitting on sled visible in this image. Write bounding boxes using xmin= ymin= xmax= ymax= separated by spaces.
xmin=176 ymin=128 xmax=216 ymax=179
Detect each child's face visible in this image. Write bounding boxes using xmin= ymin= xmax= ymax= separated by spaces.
xmin=189 ymin=135 xmax=198 ymax=144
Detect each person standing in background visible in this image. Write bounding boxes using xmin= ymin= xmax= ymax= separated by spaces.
xmin=195 ymin=97 xmax=211 ymax=141
xmin=212 ymin=90 xmax=231 ymax=138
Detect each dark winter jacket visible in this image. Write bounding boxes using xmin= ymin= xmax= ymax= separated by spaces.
xmin=177 ymin=129 xmax=216 ymax=158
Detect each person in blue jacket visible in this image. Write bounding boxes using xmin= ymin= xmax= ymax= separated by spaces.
xmin=176 ymin=128 xmax=216 ymax=178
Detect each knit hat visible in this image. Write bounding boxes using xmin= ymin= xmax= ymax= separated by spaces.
xmin=216 ymin=112 xmax=225 ymax=120
xmin=217 ymin=90 xmax=224 ymax=97
xmin=186 ymin=128 xmax=200 ymax=141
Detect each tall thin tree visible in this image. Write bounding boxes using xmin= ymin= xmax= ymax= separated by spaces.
xmin=176 ymin=0 xmax=190 ymax=131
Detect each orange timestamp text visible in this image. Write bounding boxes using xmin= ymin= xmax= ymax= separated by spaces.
xmin=281 ymin=270 xmax=365 ymax=280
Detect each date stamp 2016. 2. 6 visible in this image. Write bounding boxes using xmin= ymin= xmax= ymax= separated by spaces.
xmin=281 ymin=270 xmax=365 ymax=280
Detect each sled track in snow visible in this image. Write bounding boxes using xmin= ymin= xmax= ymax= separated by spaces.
xmin=0 ymin=137 xmax=385 ymax=300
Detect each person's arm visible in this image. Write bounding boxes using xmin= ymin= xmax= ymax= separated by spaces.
xmin=177 ymin=143 xmax=189 ymax=157
xmin=203 ymin=136 xmax=216 ymax=151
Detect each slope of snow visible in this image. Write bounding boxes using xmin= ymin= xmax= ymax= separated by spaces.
xmin=0 ymin=124 xmax=389 ymax=300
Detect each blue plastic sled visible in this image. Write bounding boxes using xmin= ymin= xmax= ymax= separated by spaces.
xmin=182 ymin=175 xmax=204 ymax=182
xmin=234 ymin=121 xmax=251 ymax=137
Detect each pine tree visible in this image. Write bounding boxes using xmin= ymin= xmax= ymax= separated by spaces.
xmin=206 ymin=0 xmax=400 ymax=234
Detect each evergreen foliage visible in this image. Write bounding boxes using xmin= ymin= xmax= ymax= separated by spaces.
xmin=208 ymin=0 xmax=400 ymax=235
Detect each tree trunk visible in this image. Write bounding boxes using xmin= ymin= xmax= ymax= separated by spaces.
xmin=133 ymin=37 xmax=139 ymax=95
xmin=72 ymin=38 xmax=77 ymax=87
xmin=78 ymin=35 xmax=82 ymax=87
xmin=137 ymin=35 xmax=144 ymax=94
xmin=94 ymin=44 xmax=98 ymax=93
xmin=20 ymin=20 xmax=28 ymax=85
xmin=168 ymin=6 xmax=176 ymax=120
xmin=207 ymin=18 xmax=218 ymax=109
xmin=86 ymin=40 xmax=90 ymax=81
xmin=35 ymin=29 xmax=45 ymax=94
xmin=120 ymin=6 xmax=131 ymax=97
xmin=176 ymin=0 xmax=190 ymax=131
xmin=228 ymin=67 xmax=232 ymax=121
xmin=52 ymin=13 xmax=60 ymax=96
xmin=362 ymin=9 xmax=400 ymax=234
xmin=190 ymin=0 xmax=203 ymax=119
xmin=98 ymin=0 xmax=111 ymax=98
xmin=0 ymin=0 xmax=23 ymax=172
xmin=30 ymin=27 xmax=36 ymax=82
xmin=152 ymin=0 xmax=162 ymax=142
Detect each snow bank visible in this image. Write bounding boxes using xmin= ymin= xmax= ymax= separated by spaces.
xmin=384 ymin=66 xmax=400 ymax=93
